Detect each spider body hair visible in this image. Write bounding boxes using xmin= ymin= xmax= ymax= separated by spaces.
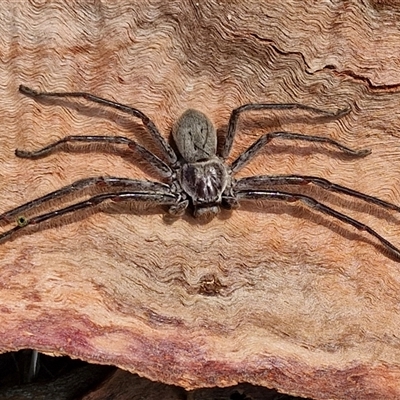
xmin=1 ymin=84 xmax=399 ymax=261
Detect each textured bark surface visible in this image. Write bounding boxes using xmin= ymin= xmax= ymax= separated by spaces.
xmin=1 ymin=1 xmax=400 ymax=399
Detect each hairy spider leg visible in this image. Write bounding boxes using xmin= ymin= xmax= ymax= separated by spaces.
xmin=0 ymin=191 xmax=179 ymax=242
xmin=19 ymin=85 xmax=178 ymax=165
xmin=236 ymin=175 xmax=400 ymax=213
xmin=221 ymin=102 xmax=350 ymax=159
xmin=0 ymin=177 xmax=171 ymax=223
xmin=236 ymin=189 xmax=400 ymax=259
xmin=230 ymin=131 xmax=370 ymax=173
xmin=16 ymin=135 xmax=172 ymax=177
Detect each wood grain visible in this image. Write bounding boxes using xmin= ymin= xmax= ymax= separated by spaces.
xmin=1 ymin=1 xmax=400 ymax=399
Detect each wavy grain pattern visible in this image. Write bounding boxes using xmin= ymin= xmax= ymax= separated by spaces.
xmin=1 ymin=1 xmax=400 ymax=399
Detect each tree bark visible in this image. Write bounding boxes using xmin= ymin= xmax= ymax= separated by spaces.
xmin=1 ymin=1 xmax=400 ymax=399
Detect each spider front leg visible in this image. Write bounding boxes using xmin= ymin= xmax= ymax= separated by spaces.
xmin=0 ymin=190 xmax=180 ymax=242
xmin=221 ymin=102 xmax=350 ymax=159
xmin=19 ymin=84 xmax=178 ymax=165
xmin=236 ymin=189 xmax=400 ymax=260
xmin=0 ymin=177 xmax=171 ymax=224
xmin=236 ymin=175 xmax=400 ymax=213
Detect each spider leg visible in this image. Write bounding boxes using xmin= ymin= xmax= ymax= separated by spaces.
xmin=0 ymin=177 xmax=171 ymax=223
xmin=221 ymin=102 xmax=350 ymax=159
xmin=236 ymin=189 xmax=400 ymax=259
xmin=0 ymin=191 xmax=180 ymax=242
xmin=16 ymin=135 xmax=172 ymax=177
xmin=235 ymin=175 xmax=400 ymax=213
xmin=230 ymin=131 xmax=370 ymax=173
xmin=19 ymin=85 xmax=178 ymax=165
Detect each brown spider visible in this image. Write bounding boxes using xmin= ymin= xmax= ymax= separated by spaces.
xmin=1 ymin=84 xmax=399 ymax=260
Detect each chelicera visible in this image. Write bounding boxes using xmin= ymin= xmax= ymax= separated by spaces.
xmin=1 ymin=84 xmax=400 ymax=259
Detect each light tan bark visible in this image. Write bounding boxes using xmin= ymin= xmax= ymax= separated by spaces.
xmin=1 ymin=1 xmax=400 ymax=399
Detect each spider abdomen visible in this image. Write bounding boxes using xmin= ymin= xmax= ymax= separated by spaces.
xmin=172 ymin=109 xmax=217 ymax=162
xmin=178 ymin=158 xmax=229 ymax=206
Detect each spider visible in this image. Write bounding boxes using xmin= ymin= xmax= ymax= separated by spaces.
xmin=0 ymin=84 xmax=399 ymax=260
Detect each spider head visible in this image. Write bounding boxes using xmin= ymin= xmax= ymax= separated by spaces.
xmin=194 ymin=205 xmax=220 ymax=220
xmin=172 ymin=109 xmax=217 ymax=162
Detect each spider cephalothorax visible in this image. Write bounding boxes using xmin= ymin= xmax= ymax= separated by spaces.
xmin=1 ymin=84 xmax=400 ymax=260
